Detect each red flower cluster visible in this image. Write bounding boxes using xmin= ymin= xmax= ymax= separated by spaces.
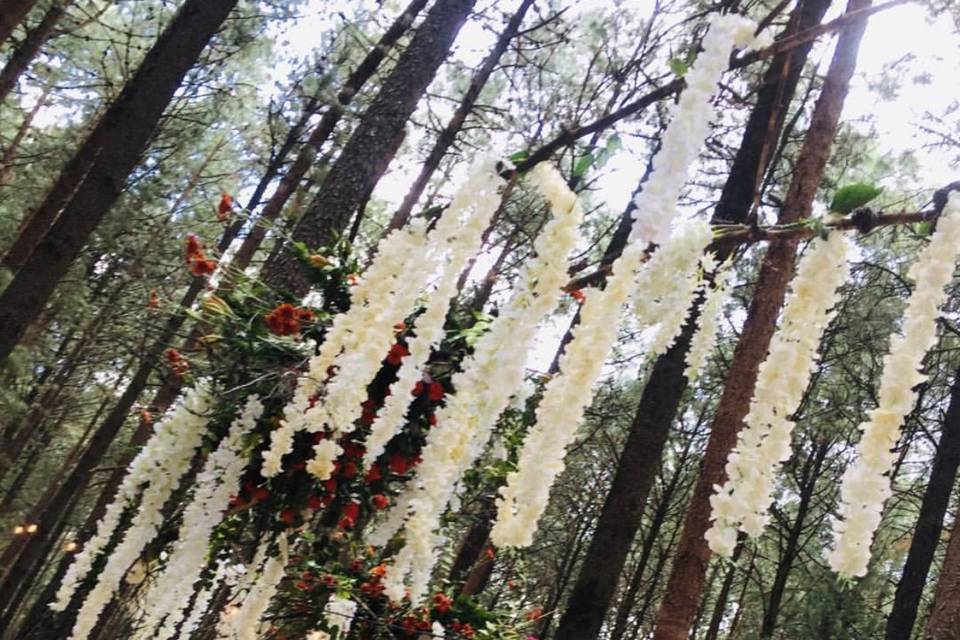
xmin=338 ymin=501 xmax=360 ymax=530
xmin=413 ymin=380 xmax=445 ymax=402
xmin=386 ymin=343 xmax=409 ymax=366
xmin=217 ymin=193 xmax=234 ymax=222
xmin=359 ymin=563 xmax=388 ymax=598
xmin=400 ymin=615 xmax=432 ymax=636
xmin=432 ymin=592 xmax=454 ymax=613
xmin=185 ymin=234 xmax=217 ymax=277
xmin=451 ymin=620 xmax=475 ymax=638
xmin=264 ymin=303 xmax=314 ymax=336
xmin=164 ymin=347 xmax=189 ymax=377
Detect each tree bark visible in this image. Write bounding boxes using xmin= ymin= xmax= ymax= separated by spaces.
xmin=651 ymin=4 xmax=871 ymax=638
xmin=264 ymin=0 xmax=478 ymax=296
xmin=386 ymin=0 xmax=534 ymax=230
xmin=552 ymin=1 xmax=832 ymax=637
xmin=0 ymin=0 xmax=67 ymax=104
xmin=926 ymin=511 xmax=960 ymax=639
xmin=886 ymin=366 xmax=960 ymax=639
xmin=0 ymin=0 xmax=37 ymax=45
xmin=225 ymin=0 xmax=428 ymax=280
xmin=0 ymin=0 xmax=238 ymax=364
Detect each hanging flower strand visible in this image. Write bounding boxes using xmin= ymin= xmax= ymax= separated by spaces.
xmin=684 ymin=262 xmax=733 ymax=380
xmin=64 ymin=383 xmax=214 ymax=640
xmin=52 ymin=383 xmax=213 ymax=615
xmin=136 ymin=395 xmax=265 ymax=640
xmin=828 ymin=191 xmax=960 ymax=578
xmin=261 ymin=218 xmax=430 ymax=477
xmin=705 ymin=232 xmax=850 ymax=557
xmin=378 ymin=162 xmax=585 ymax=605
xmin=491 ymin=13 xmax=764 ymax=550
xmin=309 ymin=158 xmax=505 ymax=477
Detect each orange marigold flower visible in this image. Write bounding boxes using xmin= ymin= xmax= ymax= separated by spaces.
xmin=217 ymin=193 xmax=234 ymax=221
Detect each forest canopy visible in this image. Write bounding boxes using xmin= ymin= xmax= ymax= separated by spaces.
xmin=1 ymin=1 xmax=960 ymax=639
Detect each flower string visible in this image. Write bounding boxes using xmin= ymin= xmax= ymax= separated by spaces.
xmin=828 ymin=192 xmax=960 ymax=577
xmin=705 ymin=232 xmax=850 ymax=557
xmin=377 ymin=162 xmax=584 ymax=604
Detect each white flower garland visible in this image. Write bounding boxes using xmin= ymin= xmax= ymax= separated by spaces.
xmin=634 ymin=224 xmax=715 ymax=358
xmin=629 ymin=14 xmax=766 ymax=246
xmin=684 ymin=263 xmax=732 ymax=380
xmin=828 ymin=192 xmax=960 ymax=577
xmin=491 ymin=220 xmax=712 ymax=548
xmin=137 ymin=396 xmax=264 ymax=639
xmin=52 ymin=384 xmax=213 ymax=613
xmin=66 ymin=384 xmax=214 ymax=640
xmin=262 ymin=220 xmax=430 ymax=477
xmin=378 ymin=162 xmax=584 ymax=604
xmin=176 ymin=559 xmax=231 ymax=640
xmin=217 ymin=534 xmax=288 ymax=640
xmin=324 ymin=594 xmax=357 ymax=636
xmin=705 ymin=232 xmax=850 ymax=557
xmin=304 ymin=159 xmax=504 ymax=477
xmin=357 ymin=158 xmax=505 ymax=469
xmin=491 ymin=14 xmax=762 ymax=550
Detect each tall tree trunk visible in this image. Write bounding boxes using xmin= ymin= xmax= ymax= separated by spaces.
xmin=761 ymin=439 xmax=831 ymax=638
xmin=0 ymin=0 xmax=37 ymax=45
xmin=926 ymin=510 xmax=960 ymax=639
xmin=225 ymin=0 xmax=428 ymax=279
xmin=264 ymin=0 xmax=478 ymax=296
xmin=886 ymin=366 xmax=960 ymax=639
xmin=0 ymin=0 xmax=238 ymax=364
xmin=551 ymin=1 xmax=832 ymax=637
xmin=651 ymin=4 xmax=871 ymax=638
xmin=0 ymin=0 xmax=67 ymax=103
xmin=386 ymin=0 xmax=535 ymax=230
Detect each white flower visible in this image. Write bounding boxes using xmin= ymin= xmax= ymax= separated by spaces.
xmin=324 ymin=594 xmax=357 ymax=635
xmin=135 ymin=396 xmax=264 ymax=640
xmin=685 ymin=264 xmax=732 ymax=380
xmin=705 ymin=233 xmax=850 ymax=555
xmin=61 ymin=384 xmax=214 ymax=640
xmin=216 ymin=534 xmax=288 ymax=640
xmin=828 ymin=192 xmax=960 ymax=577
xmin=491 ymin=15 xmax=761 ymax=550
xmin=378 ymin=162 xmax=585 ymax=604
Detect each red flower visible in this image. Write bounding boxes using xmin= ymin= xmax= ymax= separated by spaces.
xmin=371 ymin=494 xmax=389 ymax=510
xmin=432 ymin=592 xmax=454 ymax=613
xmin=388 ymin=454 xmax=411 ymax=475
xmin=147 ymin=290 xmax=160 ymax=310
xmin=252 ymin=487 xmax=270 ymax=502
xmin=428 ymin=413 xmax=437 ymax=427
xmin=217 ymin=193 xmax=233 ymax=221
xmin=569 ymin=289 xmax=586 ymax=303
xmin=265 ymin=303 xmax=301 ymax=336
xmin=307 ymin=495 xmax=325 ymax=510
xmin=294 ymin=579 xmax=311 ymax=591
xmin=386 ymin=343 xmax=409 ymax=366
xmin=428 ymin=382 xmax=445 ymax=402
xmin=341 ymin=461 xmax=358 ymax=479
xmin=164 ymin=348 xmax=182 ymax=363
xmin=140 ymin=410 xmax=153 ymax=426
xmin=338 ymin=501 xmax=360 ymax=530
xmin=365 ymin=465 xmax=383 ymax=484
xmin=412 ymin=381 xmax=425 ymax=396
xmin=280 ymin=507 xmax=298 ymax=525
xmin=323 ymin=478 xmax=338 ymax=494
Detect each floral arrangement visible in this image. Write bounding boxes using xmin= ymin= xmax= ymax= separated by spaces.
xmin=828 ymin=191 xmax=960 ymax=577
xmin=705 ymin=232 xmax=851 ymax=557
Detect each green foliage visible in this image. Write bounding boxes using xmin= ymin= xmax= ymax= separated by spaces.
xmin=829 ymin=182 xmax=884 ymax=214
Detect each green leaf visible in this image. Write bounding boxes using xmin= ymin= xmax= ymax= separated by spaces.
xmin=572 ymin=152 xmax=595 ymax=179
xmin=668 ymin=57 xmax=689 ymax=77
xmin=508 ymin=150 xmax=529 ymax=164
xmin=829 ymin=183 xmax=883 ymax=215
